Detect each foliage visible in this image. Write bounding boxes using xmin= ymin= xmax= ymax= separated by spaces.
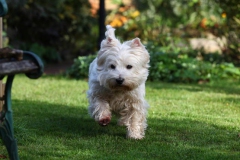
xmin=22 ymin=43 xmax=61 ymax=64
xmin=1 ymin=76 xmax=240 ymax=159
xmin=6 ymin=0 xmax=98 ymax=62
xmin=4 ymin=0 xmax=239 ymax=66
xmin=103 ymin=0 xmax=240 ymax=82
xmin=4 ymin=0 xmax=239 ymax=62
xmin=147 ymin=43 xmax=240 ymax=82
xmin=107 ymin=0 xmax=239 ymax=65
xmin=149 ymin=53 xmax=240 ymax=82
xmin=108 ymin=0 xmax=225 ymax=40
xmin=217 ymin=0 xmax=240 ymax=65
xmin=66 ymin=42 xmax=240 ymax=83
xmin=65 ymin=54 xmax=96 ymax=79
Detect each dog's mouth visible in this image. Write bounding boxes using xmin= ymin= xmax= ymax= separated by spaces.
xmin=106 ymin=79 xmax=136 ymax=91
xmin=110 ymin=83 xmax=133 ymax=91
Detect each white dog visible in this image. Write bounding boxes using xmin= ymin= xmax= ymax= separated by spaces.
xmin=87 ymin=25 xmax=150 ymax=139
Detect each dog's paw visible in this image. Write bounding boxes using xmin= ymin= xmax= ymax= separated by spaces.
xmin=98 ymin=116 xmax=111 ymax=126
xmin=126 ymin=134 xmax=144 ymax=140
xmin=127 ymin=128 xmax=145 ymax=140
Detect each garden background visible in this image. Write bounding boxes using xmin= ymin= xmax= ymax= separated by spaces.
xmin=3 ymin=0 xmax=240 ymax=82
xmin=0 ymin=0 xmax=240 ymax=159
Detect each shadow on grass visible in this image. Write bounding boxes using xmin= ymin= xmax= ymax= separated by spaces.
xmin=12 ymin=100 xmax=124 ymax=139
xmin=10 ymin=99 xmax=240 ymax=159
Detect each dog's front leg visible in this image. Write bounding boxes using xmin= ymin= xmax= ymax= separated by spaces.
xmin=126 ymin=104 xmax=147 ymax=139
xmin=88 ymin=99 xmax=111 ymax=126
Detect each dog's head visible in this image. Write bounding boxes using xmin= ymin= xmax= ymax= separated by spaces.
xmin=96 ymin=25 xmax=150 ymax=91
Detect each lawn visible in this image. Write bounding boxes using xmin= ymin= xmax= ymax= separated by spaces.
xmin=0 ymin=75 xmax=240 ymax=160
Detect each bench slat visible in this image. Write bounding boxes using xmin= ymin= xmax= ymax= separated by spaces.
xmin=0 ymin=60 xmax=38 ymax=75
xmin=0 ymin=48 xmax=23 ymax=60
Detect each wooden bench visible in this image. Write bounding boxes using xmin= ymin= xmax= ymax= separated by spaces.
xmin=0 ymin=47 xmax=44 ymax=159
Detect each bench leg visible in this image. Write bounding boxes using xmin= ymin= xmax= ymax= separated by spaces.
xmin=0 ymin=81 xmax=4 ymax=113
xmin=0 ymin=75 xmax=19 ymax=160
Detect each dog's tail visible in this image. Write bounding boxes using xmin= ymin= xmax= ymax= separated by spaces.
xmin=106 ymin=25 xmax=113 ymax=30
xmin=105 ymin=25 xmax=116 ymax=40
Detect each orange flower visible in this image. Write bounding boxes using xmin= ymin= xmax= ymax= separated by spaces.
xmin=120 ymin=16 xmax=128 ymax=23
xmin=110 ymin=19 xmax=123 ymax=27
xmin=221 ymin=12 xmax=227 ymax=18
xmin=119 ymin=7 xmax=127 ymax=13
xmin=200 ymin=18 xmax=207 ymax=28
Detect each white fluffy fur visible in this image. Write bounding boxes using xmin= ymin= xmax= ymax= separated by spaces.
xmin=87 ymin=25 xmax=150 ymax=139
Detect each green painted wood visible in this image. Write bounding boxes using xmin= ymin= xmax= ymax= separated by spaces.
xmin=0 ymin=51 xmax=44 ymax=160
xmin=0 ymin=0 xmax=8 ymax=17
xmin=0 ymin=75 xmax=19 ymax=160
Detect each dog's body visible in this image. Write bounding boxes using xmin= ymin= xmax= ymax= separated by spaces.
xmin=87 ymin=25 xmax=150 ymax=139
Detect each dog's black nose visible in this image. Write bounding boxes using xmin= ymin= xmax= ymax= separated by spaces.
xmin=116 ymin=78 xmax=124 ymax=85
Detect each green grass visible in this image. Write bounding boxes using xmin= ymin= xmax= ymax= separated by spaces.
xmin=1 ymin=75 xmax=240 ymax=160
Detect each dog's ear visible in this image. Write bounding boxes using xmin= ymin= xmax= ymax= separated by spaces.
xmin=129 ymin=38 xmax=150 ymax=65
xmin=130 ymin=38 xmax=144 ymax=48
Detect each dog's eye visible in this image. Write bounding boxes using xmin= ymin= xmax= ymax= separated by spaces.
xmin=126 ymin=65 xmax=132 ymax=69
xmin=110 ymin=64 xmax=116 ymax=69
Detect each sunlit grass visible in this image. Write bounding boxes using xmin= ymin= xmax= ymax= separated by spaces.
xmin=1 ymin=75 xmax=240 ymax=159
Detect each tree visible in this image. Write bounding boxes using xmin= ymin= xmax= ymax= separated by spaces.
xmin=6 ymin=0 xmax=97 ymax=62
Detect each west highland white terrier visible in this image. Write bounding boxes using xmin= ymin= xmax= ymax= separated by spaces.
xmin=87 ymin=25 xmax=150 ymax=139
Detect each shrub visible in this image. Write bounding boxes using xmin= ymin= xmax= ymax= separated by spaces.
xmin=66 ymin=43 xmax=240 ymax=83
xmin=65 ymin=54 xmax=96 ymax=79
xmin=149 ymin=52 xmax=240 ymax=83
xmin=22 ymin=43 xmax=61 ymax=64
xmin=6 ymin=0 xmax=98 ymax=61
xmin=147 ymin=43 xmax=240 ymax=82
xmin=108 ymin=0 xmax=240 ymax=66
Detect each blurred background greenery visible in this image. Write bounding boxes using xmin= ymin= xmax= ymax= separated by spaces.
xmin=3 ymin=0 xmax=240 ymax=83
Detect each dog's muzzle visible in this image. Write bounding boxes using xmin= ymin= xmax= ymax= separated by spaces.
xmin=116 ymin=78 xmax=124 ymax=85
